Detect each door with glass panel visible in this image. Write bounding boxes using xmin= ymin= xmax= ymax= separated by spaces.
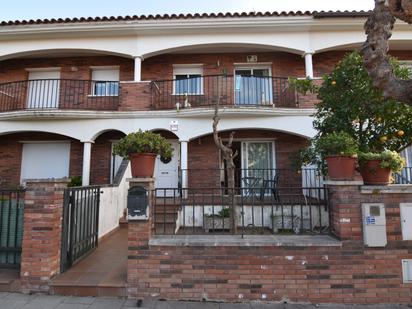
xmin=241 ymin=141 xmax=275 ymax=192
xmin=27 ymin=70 xmax=61 ymax=109
xmin=234 ymin=68 xmax=273 ymax=106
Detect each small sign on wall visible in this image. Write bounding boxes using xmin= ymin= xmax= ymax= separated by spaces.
xmin=170 ymin=120 xmax=179 ymax=132
xmin=247 ymin=55 xmax=258 ymax=63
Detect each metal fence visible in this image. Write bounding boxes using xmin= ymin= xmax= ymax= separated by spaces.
xmin=0 ymin=79 xmax=119 ymax=112
xmin=0 ymin=189 xmax=24 ymax=269
xmin=394 ymin=167 xmax=412 ymax=184
xmin=61 ymin=186 xmax=100 ymax=272
xmin=151 ymin=74 xmax=298 ymax=110
xmin=179 ymin=168 xmax=324 ymax=191
xmin=154 ymin=187 xmax=329 ymax=237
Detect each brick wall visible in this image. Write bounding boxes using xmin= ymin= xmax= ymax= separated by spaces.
xmin=0 ymin=56 xmax=134 ymax=84
xmin=0 ymin=131 xmax=124 ymax=187
xmin=127 ymin=183 xmax=412 ymax=304
xmin=187 ymin=130 xmax=308 ymax=188
xmin=20 ymin=179 xmax=68 ymax=293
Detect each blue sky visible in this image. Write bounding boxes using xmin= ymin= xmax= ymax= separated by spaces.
xmin=1 ymin=0 xmax=373 ymax=21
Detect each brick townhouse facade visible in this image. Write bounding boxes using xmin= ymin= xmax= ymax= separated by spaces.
xmin=0 ymin=10 xmax=412 ymax=304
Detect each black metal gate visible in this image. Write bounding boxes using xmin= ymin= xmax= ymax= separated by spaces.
xmin=0 ymin=189 xmax=24 ymax=269
xmin=61 ymin=186 xmax=100 ymax=272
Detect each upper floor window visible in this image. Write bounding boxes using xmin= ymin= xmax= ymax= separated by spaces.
xmin=173 ymin=65 xmax=203 ymax=95
xmin=91 ymin=66 xmax=119 ymax=96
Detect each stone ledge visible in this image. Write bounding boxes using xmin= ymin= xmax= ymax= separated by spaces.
xmin=324 ymin=180 xmax=364 ymax=186
xmin=126 ymin=178 xmax=155 ymax=183
xmin=361 ymin=184 xmax=412 ymax=194
xmin=149 ymin=235 xmax=341 ymax=247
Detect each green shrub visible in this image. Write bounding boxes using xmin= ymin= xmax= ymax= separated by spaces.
xmin=358 ymin=150 xmax=405 ymax=173
xmin=316 ymin=132 xmax=358 ymax=157
xmin=68 ymin=176 xmax=82 ymax=187
xmin=113 ymin=130 xmax=173 ymax=162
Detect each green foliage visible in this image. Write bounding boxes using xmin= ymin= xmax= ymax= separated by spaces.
xmin=358 ymin=151 xmax=405 ymax=173
xmin=316 ymin=132 xmax=358 ymax=157
xmin=204 ymin=207 xmax=231 ymax=218
xmin=313 ymin=51 xmax=412 ymax=153
xmin=288 ymin=77 xmax=318 ymax=95
xmin=68 ymin=176 xmax=82 ymax=187
xmin=113 ymin=130 xmax=173 ymax=161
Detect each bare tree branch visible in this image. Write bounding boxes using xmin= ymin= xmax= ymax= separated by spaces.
xmin=212 ymin=76 xmax=237 ymax=233
xmin=362 ymin=0 xmax=412 ymax=104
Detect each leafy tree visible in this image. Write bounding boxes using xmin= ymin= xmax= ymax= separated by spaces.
xmin=293 ymin=51 xmax=412 ymax=154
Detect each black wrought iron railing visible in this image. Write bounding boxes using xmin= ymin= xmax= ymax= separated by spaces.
xmin=61 ymin=186 xmax=100 ymax=272
xmin=154 ymin=187 xmax=329 ymax=236
xmin=394 ymin=167 xmax=412 ymax=184
xmin=0 ymin=79 xmax=119 ymax=112
xmin=151 ymin=74 xmax=298 ymax=110
xmin=178 ymin=168 xmax=324 ymax=191
xmin=0 ymin=189 xmax=24 ymax=269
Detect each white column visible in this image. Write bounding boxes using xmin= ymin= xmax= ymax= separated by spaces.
xmin=82 ymin=141 xmax=93 ymax=186
xmin=180 ymin=141 xmax=188 ymax=191
xmin=134 ymin=56 xmax=142 ymax=82
xmin=304 ymin=52 xmax=314 ymax=79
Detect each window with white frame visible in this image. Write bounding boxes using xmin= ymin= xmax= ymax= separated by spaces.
xmin=173 ymin=65 xmax=203 ymax=95
xmin=91 ymin=67 xmax=120 ymax=96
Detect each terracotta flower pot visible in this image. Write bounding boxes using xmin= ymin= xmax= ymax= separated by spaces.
xmin=325 ymin=155 xmax=357 ymax=180
xmin=359 ymin=159 xmax=391 ymax=185
xmin=129 ymin=153 xmax=157 ymax=178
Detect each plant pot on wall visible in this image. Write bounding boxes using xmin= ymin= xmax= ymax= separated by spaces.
xmin=325 ymin=155 xmax=357 ymax=181
xmin=129 ymin=153 xmax=157 ymax=178
xmin=359 ymin=159 xmax=391 ymax=185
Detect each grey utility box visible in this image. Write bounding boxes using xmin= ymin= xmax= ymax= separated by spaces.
xmin=127 ymin=186 xmax=149 ymax=220
xmin=362 ymin=203 xmax=387 ymax=247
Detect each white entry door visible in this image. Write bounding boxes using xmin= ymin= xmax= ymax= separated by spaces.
xmin=20 ymin=142 xmax=70 ymax=183
xmin=27 ymin=69 xmax=61 ymax=109
xmin=154 ymin=141 xmax=179 ymax=197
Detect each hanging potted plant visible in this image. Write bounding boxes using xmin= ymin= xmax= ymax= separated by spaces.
xmin=316 ymin=132 xmax=358 ymax=180
xmin=358 ymin=151 xmax=405 ymax=185
xmin=113 ymin=130 xmax=173 ymax=178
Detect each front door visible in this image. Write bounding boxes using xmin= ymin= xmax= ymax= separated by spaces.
xmin=154 ymin=141 xmax=179 ymax=197
xmin=27 ymin=69 xmax=60 ymax=109
xmin=234 ymin=67 xmax=273 ymax=106
xmin=241 ymin=141 xmax=275 ymax=188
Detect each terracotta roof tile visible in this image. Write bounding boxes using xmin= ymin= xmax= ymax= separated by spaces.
xmin=0 ymin=10 xmax=371 ymax=26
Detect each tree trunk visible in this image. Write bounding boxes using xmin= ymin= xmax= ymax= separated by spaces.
xmin=362 ymin=0 xmax=412 ymax=105
xmin=212 ymin=75 xmax=238 ymax=234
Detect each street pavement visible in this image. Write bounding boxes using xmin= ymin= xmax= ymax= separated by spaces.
xmin=0 ymin=292 xmax=410 ymax=309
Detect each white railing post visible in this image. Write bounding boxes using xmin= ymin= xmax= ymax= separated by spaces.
xmin=180 ymin=140 xmax=188 ymax=196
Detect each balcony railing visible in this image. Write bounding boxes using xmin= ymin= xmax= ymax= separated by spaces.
xmin=0 ymin=79 xmax=119 ymax=112
xmin=178 ymin=168 xmax=324 ymax=191
xmin=150 ymin=74 xmax=298 ymax=110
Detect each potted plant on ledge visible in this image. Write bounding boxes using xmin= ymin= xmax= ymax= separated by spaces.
xmin=316 ymin=132 xmax=358 ymax=181
xmin=358 ymin=151 xmax=405 ymax=185
xmin=113 ymin=130 xmax=173 ymax=178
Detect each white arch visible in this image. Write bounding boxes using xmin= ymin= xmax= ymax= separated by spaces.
xmin=0 ymin=36 xmax=138 ymax=61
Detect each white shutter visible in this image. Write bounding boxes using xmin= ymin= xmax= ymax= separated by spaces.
xmin=91 ymin=68 xmax=119 ymax=81
xmin=21 ymin=143 xmax=70 ymax=182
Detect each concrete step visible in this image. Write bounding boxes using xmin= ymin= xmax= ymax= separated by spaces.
xmin=0 ymin=269 xmax=20 ymax=292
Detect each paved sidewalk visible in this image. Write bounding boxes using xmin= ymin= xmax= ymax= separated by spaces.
xmin=0 ymin=292 xmax=410 ymax=309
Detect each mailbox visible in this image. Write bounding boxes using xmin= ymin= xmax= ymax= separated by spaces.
xmin=127 ymin=186 xmax=149 ymax=220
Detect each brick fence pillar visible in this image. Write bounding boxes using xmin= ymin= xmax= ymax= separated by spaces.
xmin=325 ymin=180 xmax=364 ymax=240
xmin=126 ymin=178 xmax=154 ymax=299
xmin=20 ymin=179 xmax=68 ymax=293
